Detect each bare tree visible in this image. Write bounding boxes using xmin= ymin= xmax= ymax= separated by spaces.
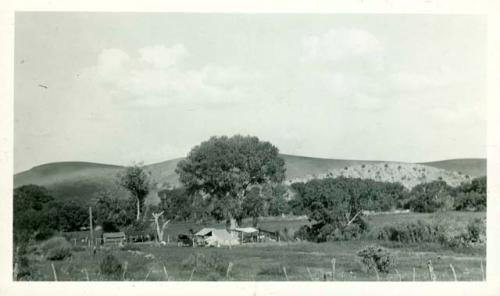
xmin=152 ymin=211 xmax=170 ymax=244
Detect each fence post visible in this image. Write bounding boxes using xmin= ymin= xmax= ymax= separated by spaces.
xmin=331 ymin=258 xmax=336 ymax=280
xmin=283 ymin=266 xmax=289 ymax=281
xmin=51 ymin=263 xmax=58 ymax=281
xmin=449 ymin=264 xmax=457 ymax=281
xmin=427 ymin=260 xmax=436 ymax=281
xmin=306 ymin=267 xmax=314 ymax=281
xmin=226 ymin=262 xmax=234 ymax=280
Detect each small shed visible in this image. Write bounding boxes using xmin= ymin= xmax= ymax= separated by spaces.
xmin=102 ymin=232 xmax=126 ymax=245
xmin=194 ymin=228 xmax=239 ymax=247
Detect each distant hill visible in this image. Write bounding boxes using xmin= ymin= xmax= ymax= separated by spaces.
xmin=419 ymin=159 xmax=486 ymax=178
xmin=14 ymin=155 xmax=486 ymax=205
xmin=284 ymin=162 xmax=477 ymax=189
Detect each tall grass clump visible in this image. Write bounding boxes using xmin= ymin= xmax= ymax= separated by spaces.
xmin=100 ymin=253 xmax=123 ymax=280
xmin=40 ymin=236 xmax=73 ymax=261
xmin=181 ymin=253 xmax=228 ymax=280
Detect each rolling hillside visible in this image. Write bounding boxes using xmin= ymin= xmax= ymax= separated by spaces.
xmin=420 ymin=158 xmax=486 ymax=178
xmin=14 ymin=155 xmax=486 ymax=205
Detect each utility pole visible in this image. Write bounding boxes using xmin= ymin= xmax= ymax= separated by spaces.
xmin=89 ymin=206 xmax=94 ymax=254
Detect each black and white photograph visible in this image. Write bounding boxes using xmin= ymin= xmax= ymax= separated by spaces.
xmin=1 ymin=1 xmax=499 ymax=294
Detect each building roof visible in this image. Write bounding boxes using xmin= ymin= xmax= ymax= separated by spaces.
xmin=103 ymin=232 xmax=125 ymax=238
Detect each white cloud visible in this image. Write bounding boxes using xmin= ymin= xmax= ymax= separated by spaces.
xmin=139 ymin=44 xmax=188 ymax=68
xmin=96 ymin=48 xmax=130 ymax=84
xmin=90 ymin=44 xmax=260 ymax=107
xmin=392 ymin=66 xmax=463 ymax=92
xmin=302 ymin=28 xmax=382 ymax=62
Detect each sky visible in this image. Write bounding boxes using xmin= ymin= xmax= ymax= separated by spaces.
xmin=14 ymin=13 xmax=487 ymax=173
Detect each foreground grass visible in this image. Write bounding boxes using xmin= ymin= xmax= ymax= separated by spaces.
xmin=23 ymin=211 xmax=486 ymax=281
xmin=25 ymin=239 xmax=485 ymax=281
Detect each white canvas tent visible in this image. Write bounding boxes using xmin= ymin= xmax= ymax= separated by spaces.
xmin=232 ymin=227 xmax=259 ymax=243
xmin=194 ymin=228 xmax=239 ymax=247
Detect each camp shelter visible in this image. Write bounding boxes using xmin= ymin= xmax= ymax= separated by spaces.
xmin=194 ymin=228 xmax=239 ymax=247
xmin=232 ymin=227 xmax=259 ymax=243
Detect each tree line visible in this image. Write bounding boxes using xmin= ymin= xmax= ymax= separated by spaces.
xmin=13 ymin=135 xmax=486 ymax=245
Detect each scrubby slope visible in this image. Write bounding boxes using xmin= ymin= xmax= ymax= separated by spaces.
xmin=285 ymin=162 xmax=472 ymax=189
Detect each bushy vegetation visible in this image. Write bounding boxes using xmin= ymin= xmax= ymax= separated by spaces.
xmin=40 ymin=236 xmax=73 ymax=261
xmin=289 ymin=177 xmax=403 ymax=242
xmin=444 ymin=218 xmax=486 ymax=249
xmin=357 ymin=245 xmax=394 ymax=273
xmin=14 ymin=185 xmax=92 ymax=247
xmin=376 ymin=220 xmax=446 ymax=244
xmin=404 ymin=181 xmax=455 ymax=212
xmin=453 ymin=177 xmax=486 ymax=211
xmin=93 ymin=190 xmax=135 ymax=230
xmin=403 ymin=177 xmax=486 ymax=213
xmin=375 ymin=218 xmax=486 ymax=250
xmin=290 ymin=177 xmax=409 ymax=215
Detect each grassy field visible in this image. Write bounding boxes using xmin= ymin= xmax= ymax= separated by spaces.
xmin=25 ymin=239 xmax=485 ymax=281
xmin=20 ymin=211 xmax=486 ymax=281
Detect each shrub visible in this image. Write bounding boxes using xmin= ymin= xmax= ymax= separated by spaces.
xmin=466 ymin=218 xmax=486 ymax=243
xmin=100 ymin=253 xmax=123 ymax=280
xmin=445 ymin=218 xmax=486 ymax=249
xmin=357 ymin=245 xmax=394 ymax=273
xmin=47 ymin=247 xmax=72 ymax=261
xmin=40 ymin=236 xmax=73 ymax=261
xmin=181 ymin=253 xmax=227 ymax=277
xmin=294 ymin=225 xmax=313 ymax=241
xmin=454 ymin=192 xmax=486 ymax=212
xmin=34 ymin=227 xmax=55 ymax=241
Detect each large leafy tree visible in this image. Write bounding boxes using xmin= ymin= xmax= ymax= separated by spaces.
xmin=117 ymin=164 xmax=152 ymax=221
xmin=13 ymin=185 xmax=55 ymax=243
xmin=176 ymin=135 xmax=286 ymax=228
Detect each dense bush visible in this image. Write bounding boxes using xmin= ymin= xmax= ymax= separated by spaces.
xmin=357 ymin=245 xmax=394 ymax=273
xmin=453 ymin=177 xmax=486 ymax=211
xmin=14 ymin=245 xmax=32 ymax=280
xmin=291 ymin=177 xmax=409 ymax=215
xmin=444 ymin=218 xmax=486 ymax=249
xmin=46 ymin=247 xmax=72 ymax=261
xmin=14 ymin=185 xmax=92 ymax=246
xmin=376 ymin=220 xmax=447 ymax=244
xmin=41 ymin=237 xmax=73 ymax=261
xmin=376 ymin=218 xmax=486 ymax=249
xmin=404 ymin=181 xmax=454 ymax=212
xmin=100 ymin=253 xmax=123 ymax=280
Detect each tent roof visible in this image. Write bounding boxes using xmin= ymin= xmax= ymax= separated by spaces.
xmin=211 ymin=229 xmax=235 ymax=241
xmin=234 ymin=227 xmax=259 ymax=233
xmin=195 ymin=228 xmax=214 ymax=236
